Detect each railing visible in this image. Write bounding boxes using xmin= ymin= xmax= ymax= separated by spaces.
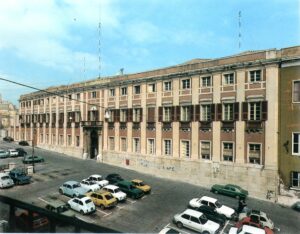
xmin=133 ymin=122 xmax=140 ymax=130
xmin=246 ymin=121 xmax=263 ymax=132
xmin=120 ymin=122 xmax=127 ymax=129
xmin=81 ymin=121 xmax=103 ymax=128
xmin=221 ymin=121 xmax=235 ymax=130
xmin=147 ymin=122 xmax=155 ymax=130
xmin=162 ymin=122 xmax=172 ymax=130
xmin=180 ymin=122 xmax=191 ymax=130
xmin=199 ymin=121 xmax=211 ymax=130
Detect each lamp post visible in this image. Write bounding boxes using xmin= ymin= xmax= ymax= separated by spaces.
xmin=31 ymin=128 xmax=37 ymax=173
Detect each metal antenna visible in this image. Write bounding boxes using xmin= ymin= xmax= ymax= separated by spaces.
xmin=238 ymin=10 xmax=242 ymax=50
xmin=98 ymin=3 xmax=102 ymax=79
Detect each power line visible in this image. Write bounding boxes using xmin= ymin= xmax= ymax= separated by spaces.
xmin=0 ymin=77 xmax=106 ymax=110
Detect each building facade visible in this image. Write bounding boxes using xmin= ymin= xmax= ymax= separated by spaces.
xmin=0 ymin=94 xmax=18 ymax=139
xmin=11 ymin=46 xmax=300 ymax=199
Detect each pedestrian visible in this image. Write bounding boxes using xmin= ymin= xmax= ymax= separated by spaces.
xmin=238 ymin=198 xmax=246 ymax=213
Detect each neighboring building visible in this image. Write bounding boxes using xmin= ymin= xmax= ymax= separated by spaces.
xmin=12 ymin=46 xmax=300 ymax=199
xmin=279 ymin=55 xmax=300 ymax=191
xmin=0 ymin=94 xmax=18 ymax=139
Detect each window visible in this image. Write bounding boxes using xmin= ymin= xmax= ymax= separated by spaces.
xmin=181 ymin=140 xmax=190 ymax=158
xmin=223 ymin=103 xmax=234 ymax=121
xmin=200 ymin=141 xmax=211 ymax=160
xmin=133 ymin=138 xmax=140 ymax=153
xmin=164 ymin=139 xmax=172 ymax=156
xmin=40 ymin=134 xmax=43 ymax=143
xmin=76 ymin=93 xmax=80 ymax=100
xmin=76 ymin=136 xmax=80 ymax=147
xmin=201 ymin=104 xmax=211 ymax=121
xmin=223 ymin=142 xmax=234 ymax=161
xmin=201 ymin=76 xmax=212 ymax=87
xmin=75 ymin=112 xmax=81 ymax=122
xmin=293 ymin=80 xmax=300 ymax=102
xmin=291 ymin=171 xmax=300 ymax=188
xmin=121 ymin=138 xmax=127 ymax=152
xmin=249 ymin=102 xmax=261 ymax=121
xmin=67 ymin=135 xmax=72 ymax=146
xmin=91 ymin=91 xmax=97 ymax=98
xmin=133 ymin=108 xmax=141 ymax=122
xmin=249 ymin=70 xmax=261 ymax=82
xmin=108 ymin=110 xmax=114 ymax=122
xmin=148 ymin=83 xmax=156 ymax=93
xmin=121 ymin=87 xmax=127 ymax=96
xmin=223 ymin=73 xmax=234 ymax=85
xmin=181 ymin=79 xmax=191 ymax=89
xmin=164 ymin=81 xmax=172 ymax=91
xmin=248 ymin=144 xmax=261 ymax=164
xmin=181 ymin=106 xmax=191 ymax=122
xmin=52 ymin=134 xmax=56 ymax=144
xmin=134 ymin=85 xmax=141 ymax=94
xmin=120 ymin=109 xmax=127 ymax=122
xmin=147 ymin=139 xmax=155 ymax=155
xmin=109 ymin=137 xmax=115 ymax=151
xmin=293 ymin=133 xmax=300 ymax=155
xmin=46 ymin=134 xmax=49 ymax=144
xmin=59 ymin=135 xmax=64 ymax=145
xmin=68 ymin=94 xmax=72 ymax=100
xmin=109 ymin=89 xmax=115 ymax=97
xmin=163 ymin=107 xmax=172 ymax=122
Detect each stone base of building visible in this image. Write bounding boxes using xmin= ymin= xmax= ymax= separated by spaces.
xmin=38 ymin=144 xmax=83 ymax=159
xmin=102 ymin=151 xmax=279 ymax=201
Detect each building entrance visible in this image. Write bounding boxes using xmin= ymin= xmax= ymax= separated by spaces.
xmin=90 ymin=130 xmax=98 ymax=159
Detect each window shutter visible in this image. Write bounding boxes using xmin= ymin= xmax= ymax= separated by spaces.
xmin=234 ymin=102 xmax=239 ymax=121
xmin=139 ymin=108 xmax=143 ymax=122
xmin=245 ymin=71 xmax=248 ymax=83
xmin=158 ymin=107 xmax=163 ymax=122
xmin=242 ymin=102 xmax=248 ymax=121
xmin=211 ymin=104 xmax=215 ymax=121
xmin=194 ymin=105 xmax=200 ymax=121
xmin=216 ymin=104 xmax=222 ymax=121
xmin=147 ymin=107 xmax=155 ymax=122
xmin=114 ymin=109 xmax=120 ymax=122
xmin=87 ymin=111 xmax=91 ymax=121
xmin=190 ymin=105 xmax=194 ymax=122
xmin=261 ymin=101 xmax=268 ymax=121
xmin=127 ymin=108 xmax=132 ymax=122
xmin=31 ymin=114 xmax=34 ymax=123
xmin=95 ymin=110 xmax=99 ymax=121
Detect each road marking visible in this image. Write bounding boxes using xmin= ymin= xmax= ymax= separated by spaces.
xmin=163 ymin=223 xmax=190 ymax=234
xmin=141 ymin=196 xmax=147 ymax=200
xmin=220 ymin=220 xmax=229 ymax=234
xmin=96 ymin=208 xmax=110 ymax=215
xmin=38 ymin=197 xmax=49 ymax=204
xmin=274 ymin=227 xmax=281 ymax=232
xmin=116 ymin=205 xmax=124 ymax=209
xmin=127 ymin=199 xmax=136 ymax=204
xmin=76 ymin=215 xmax=95 ymax=223
xmin=103 ymin=212 xmax=112 ymax=217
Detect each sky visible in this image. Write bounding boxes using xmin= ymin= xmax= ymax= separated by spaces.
xmin=0 ymin=0 xmax=299 ymax=106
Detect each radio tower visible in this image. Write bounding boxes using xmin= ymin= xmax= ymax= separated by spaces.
xmin=238 ymin=10 xmax=242 ymax=51
xmin=98 ymin=6 xmax=102 ymax=79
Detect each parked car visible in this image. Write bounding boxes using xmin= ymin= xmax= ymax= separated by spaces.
xmin=3 ymin=137 xmax=14 ymax=142
xmin=59 ymin=181 xmax=91 ymax=197
xmin=235 ymin=217 xmax=274 ymax=234
xmin=23 ymin=155 xmax=44 ymax=164
xmin=80 ymin=179 xmax=100 ymax=192
xmin=9 ymin=168 xmax=31 ymax=185
xmin=0 ymin=150 xmax=9 ymax=159
xmin=8 ymin=149 xmax=18 ymax=157
xmin=190 ymin=204 xmax=227 ymax=227
xmin=189 ymin=196 xmax=237 ymax=220
xmin=131 ymin=179 xmax=151 ymax=193
xmin=86 ymin=191 xmax=117 ymax=209
xmin=19 ymin=141 xmax=29 ymax=146
xmin=0 ymin=172 xmax=14 ymax=188
xmin=45 ymin=200 xmax=75 ymax=217
xmin=116 ymin=180 xmax=144 ymax=199
xmin=105 ymin=173 xmax=124 ymax=184
xmin=229 ymin=224 xmax=266 ymax=234
xmin=159 ymin=226 xmax=181 ymax=234
xmin=292 ymin=201 xmax=300 ymax=212
xmin=16 ymin=148 xmax=27 ymax=157
xmin=173 ymin=209 xmax=220 ymax=234
xmin=86 ymin=174 xmax=109 ymax=188
xmin=67 ymin=196 xmax=96 ymax=214
xmin=239 ymin=209 xmax=274 ymax=230
xmin=102 ymin=185 xmax=127 ymax=202
xmin=211 ymin=184 xmax=248 ymax=199
xmin=15 ymin=209 xmax=49 ymax=232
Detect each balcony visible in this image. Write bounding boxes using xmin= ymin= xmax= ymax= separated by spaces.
xmin=74 ymin=122 xmax=80 ymax=128
xmin=147 ymin=122 xmax=155 ymax=130
xmin=51 ymin=122 xmax=56 ymax=128
xmin=180 ymin=122 xmax=191 ymax=131
xmin=221 ymin=121 xmax=235 ymax=132
xmin=133 ymin=122 xmax=141 ymax=130
xmin=162 ymin=122 xmax=172 ymax=131
xmin=120 ymin=122 xmax=127 ymax=129
xmin=67 ymin=122 xmax=72 ymax=128
xmin=199 ymin=121 xmax=211 ymax=131
xmin=246 ymin=121 xmax=263 ymax=132
xmin=81 ymin=121 xmax=103 ymax=129
xmin=108 ymin=122 xmax=114 ymax=129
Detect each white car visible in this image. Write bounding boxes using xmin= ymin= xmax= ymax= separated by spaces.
xmin=159 ymin=226 xmax=182 ymax=234
xmin=102 ymin=185 xmax=127 ymax=202
xmin=173 ymin=209 xmax=220 ymax=234
xmin=229 ymin=225 xmax=265 ymax=234
xmin=0 ymin=173 xmax=14 ymax=188
xmin=189 ymin=196 xmax=237 ymax=219
xmin=8 ymin=149 xmax=18 ymax=157
xmin=80 ymin=179 xmax=100 ymax=192
xmin=87 ymin=174 xmax=109 ymax=188
xmin=239 ymin=209 xmax=274 ymax=230
xmin=67 ymin=196 xmax=96 ymax=214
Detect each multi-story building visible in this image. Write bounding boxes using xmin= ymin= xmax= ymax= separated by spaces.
xmin=0 ymin=94 xmax=18 ymax=139
xmin=12 ymin=46 xmax=300 ymax=199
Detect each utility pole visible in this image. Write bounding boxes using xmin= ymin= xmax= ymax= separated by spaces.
xmin=31 ymin=128 xmax=36 ymax=173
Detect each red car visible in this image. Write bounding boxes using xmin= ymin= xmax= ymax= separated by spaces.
xmin=15 ymin=210 xmax=49 ymax=232
xmin=235 ymin=217 xmax=274 ymax=234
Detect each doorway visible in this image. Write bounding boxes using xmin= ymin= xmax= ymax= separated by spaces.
xmin=90 ymin=130 xmax=98 ymax=159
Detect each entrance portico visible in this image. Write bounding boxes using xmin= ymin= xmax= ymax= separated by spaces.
xmin=82 ymin=121 xmax=103 ymax=160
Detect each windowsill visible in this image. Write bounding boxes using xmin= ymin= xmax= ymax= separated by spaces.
xmin=291 ymin=153 xmax=300 ymax=156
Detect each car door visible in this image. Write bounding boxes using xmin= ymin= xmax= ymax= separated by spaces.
xmin=190 ymin=216 xmax=203 ymax=232
xmin=223 ymin=186 xmax=232 ymax=196
xmin=66 ymin=184 xmax=73 ymax=196
xmin=97 ymin=194 xmax=104 ymax=206
xmin=78 ymin=200 xmax=84 ymax=212
xmin=72 ymin=199 xmax=79 ymax=211
xmin=90 ymin=193 xmax=97 ymax=205
xmin=180 ymin=214 xmax=191 ymax=227
xmin=259 ymin=216 xmax=268 ymax=228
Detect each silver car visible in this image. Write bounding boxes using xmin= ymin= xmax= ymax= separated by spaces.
xmin=0 ymin=150 xmax=9 ymax=159
xmin=0 ymin=173 xmax=14 ymax=188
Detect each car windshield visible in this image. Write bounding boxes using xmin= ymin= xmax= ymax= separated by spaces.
xmin=85 ymin=199 xmax=92 ymax=204
xmin=1 ymin=176 xmax=10 ymax=180
xmin=57 ymin=205 xmax=68 ymax=213
xmin=105 ymin=194 xmax=114 ymax=200
xmin=215 ymin=201 xmax=222 ymax=208
xmin=138 ymin=182 xmax=145 ymax=186
xmin=200 ymin=215 xmax=208 ymax=224
xmin=73 ymin=184 xmax=80 ymax=188
xmin=114 ymin=188 xmax=120 ymax=193
xmin=0 ymin=151 xmax=5 ymax=153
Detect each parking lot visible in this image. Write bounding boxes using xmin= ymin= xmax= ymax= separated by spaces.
xmin=0 ymin=141 xmax=300 ymax=233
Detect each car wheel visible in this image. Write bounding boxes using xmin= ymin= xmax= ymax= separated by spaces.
xmin=214 ymin=190 xmax=218 ymax=194
xmin=236 ymin=195 xmax=240 ymax=199
xmin=72 ymin=194 xmax=76 ymax=198
xmin=203 ymin=231 xmax=209 ymax=234
xmin=80 ymin=210 xmax=84 ymax=215
xmin=59 ymin=189 xmax=63 ymax=195
xmin=100 ymin=205 xmax=105 ymax=210
xmin=176 ymin=222 xmax=183 ymax=229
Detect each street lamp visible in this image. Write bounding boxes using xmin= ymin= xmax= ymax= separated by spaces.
xmin=31 ymin=128 xmax=37 ymax=173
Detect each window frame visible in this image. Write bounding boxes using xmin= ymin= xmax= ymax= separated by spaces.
xmin=180 ymin=106 xmax=191 ymax=122
xmin=134 ymin=85 xmax=141 ymax=94
xmin=163 ymin=106 xmax=172 ymax=122
xmin=120 ymin=137 xmax=127 ymax=152
xmin=291 ymin=171 xmax=300 ymax=188
xmin=200 ymin=141 xmax=211 ymax=160
xmin=248 ymin=143 xmax=262 ymax=164
xmin=181 ymin=140 xmax=190 ymax=158
xmin=223 ymin=103 xmax=234 ymax=121
xmin=109 ymin=89 xmax=115 ymax=97
xmin=200 ymin=104 xmax=212 ymax=122
xmin=292 ymin=80 xmax=300 ymax=103
xmin=91 ymin=91 xmax=97 ymax=99
xmin=201 ymin=76 xmax=212 ymax=87
xmin=248 ymin=102 xmax=262 ymax=121
xmin=121 ymin=87 xmax=127 ymax=96
xmin=163 ymin=139 xmax=172 ymax=156
xmin=249 ymin=70 xmax=262 ymax=83
xmin=133 ymin=137 xmax=141 ymax=153
xmin=164 ymin=81 xmax=172 ymax=91
xmin=147 ymin=138 xmax=155 ymax=155
xmin=292 ymin=132 xmax=300 ymax=156
xmin=181 ymin=78 xmax=191 ymax=90
xmin=109 ymin=137 xmax=115 ymax=151
xmin=147 ymin=83 xmax=156 ymax=93
xmin=223 ymin=73 xmax=235 ymax=85
xmin=222 ymin=141 xmax=234 ymax=162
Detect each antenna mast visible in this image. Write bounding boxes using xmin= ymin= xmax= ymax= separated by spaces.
xmin=98 ymin=4 xmax=101 ymax=79
xmin=238 ymin=10 xmax=242 ymax=51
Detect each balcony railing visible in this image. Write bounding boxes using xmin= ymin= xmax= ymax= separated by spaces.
xmin=81 ymin=121 xmax=103 ymax=128
xmin=246 ymin=121 xmax=263 ymax=132
xmin=221 ymin=121 xmax=235 ymax=131
xmin=120 ymin=122 xmax=127 ymax=129
xmin=147 ymin=122 xmax=155 ymax=130
xmin=180 ymin=122 xmax=191 ymax=130
xmin=133 ymin=122 xmax=140 ymax=130
xmin=162 ymin=122 xmax=172 ymax=130
xmin=199 ymin=121 xmax=211 ymax=130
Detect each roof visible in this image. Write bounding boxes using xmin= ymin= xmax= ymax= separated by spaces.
xmin=88 ymin=191 xmax=109 ymax=196
xmin=132 ymin=179 xmax=143 ymax=183
xmin=104 ymin=184 xmax=118 ymax=189
xmin=46 ymin=200 xmax=66 ymax=208
xmin=183 ymin=209 xmax=203 ymax=217
xmin=64 ymin=181 xmax=79 ymax=185
xmin=200 ymin=196 xmax=217 ymax=203
xmin=241 ymin=225 xmax=265 ymax=234
xmin=89 ymin=174 xmax=102 ymax=178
